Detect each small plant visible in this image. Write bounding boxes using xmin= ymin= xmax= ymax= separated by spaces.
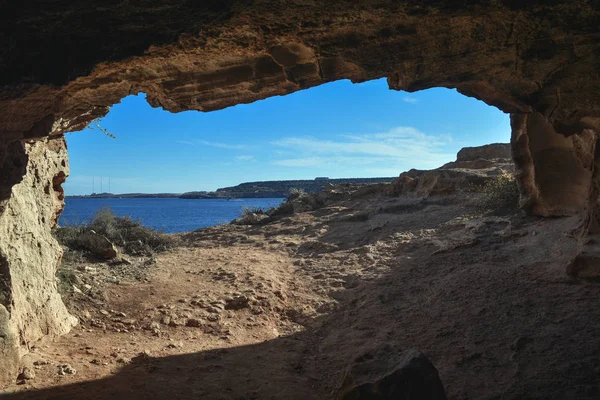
xmin=87 ymin=118 xmax=116 ymax=139
xmin=477 ymin=172 xmax=519 ymax=211
xmin=56 ymin=264 xmax=78 ymax=295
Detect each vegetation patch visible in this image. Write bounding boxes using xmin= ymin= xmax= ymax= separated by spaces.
xmin=475 ymin=172 xmax=520 ymax=212
xmin=54 ymin=208 xmax=177 ymax=257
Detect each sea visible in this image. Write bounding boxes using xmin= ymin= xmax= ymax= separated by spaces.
xmin=59 ymin=197 xmax=285 ymax=233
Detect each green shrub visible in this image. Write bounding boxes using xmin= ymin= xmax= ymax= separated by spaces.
xmin=56 ymin=265 xmax=78 ymax=294
xmin=54 ymin=207 xmax=177 ymax=256
xmin=477 ymin=172 xmax=519 ymax=211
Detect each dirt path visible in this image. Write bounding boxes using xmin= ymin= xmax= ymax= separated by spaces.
xmin=4 ymin=194 xmax=600 ymax=399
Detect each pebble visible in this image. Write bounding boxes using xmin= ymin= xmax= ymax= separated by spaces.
xmin=19 ymin=367 xmax=35 ymax=381
xmin=57 ymin=364 xmax=76 ymax=376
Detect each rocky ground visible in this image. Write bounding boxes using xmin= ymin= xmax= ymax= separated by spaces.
xmin=3 ymin=146 xmax=600 ymax=399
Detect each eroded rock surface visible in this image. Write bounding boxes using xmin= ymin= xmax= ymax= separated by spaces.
xmin=1 ymin=2 xmax=600 ymax=137
xmin=0 ymin=137 xmax=76 ymax=386
xmin=390 ymin=144 xmax=513 ymax=197
xmin=511 ymin=113 xmax=595 ymax=217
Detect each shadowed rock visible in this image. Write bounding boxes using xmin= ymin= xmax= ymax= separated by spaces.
xmin=79 ymin=230 xmax=118 ymax=260
xmin=338 ymin=347 xmax=447 ymax=400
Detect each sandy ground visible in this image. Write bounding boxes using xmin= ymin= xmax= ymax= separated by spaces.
xmin=3 ymin=192 xmax=600 ymax=399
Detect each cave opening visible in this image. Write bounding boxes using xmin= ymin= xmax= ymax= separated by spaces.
xmin=59 ymin=78 xmax=511 ymax=233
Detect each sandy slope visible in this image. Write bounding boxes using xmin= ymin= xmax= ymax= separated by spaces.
xmin=3 ymin=192 xmax=600 ymax=399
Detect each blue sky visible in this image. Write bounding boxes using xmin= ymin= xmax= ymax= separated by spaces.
xmin=64 ymin=78 xmax=510 ymax=195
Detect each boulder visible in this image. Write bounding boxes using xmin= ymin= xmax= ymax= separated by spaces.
xmin=338 ymin=346 xmax=447 ymax=400
xmin=79 ymin=230 xmax=118 ymax=259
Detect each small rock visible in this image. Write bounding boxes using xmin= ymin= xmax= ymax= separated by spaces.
xmin=99 ymin=309 xmax=109 ymax=316
xmin=57 ymin=364 xmax=77 ymax=376
xmin=225 ymin=295 xmax=250 ymax=310
xmin=18 ymin=367 xmax=35 ymax=381
xmin=185 ymin=318 xmax=202 ymax=328
xmin=168 ymin=319 xmax=181 ymax=327
xmin=72 ymin=285 xmax=83 ymax=294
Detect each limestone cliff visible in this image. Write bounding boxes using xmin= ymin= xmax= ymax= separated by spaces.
xmin=0 ymin=137 xmax=76 ymax=386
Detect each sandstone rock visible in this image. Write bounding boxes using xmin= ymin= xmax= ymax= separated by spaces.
xmin=511 ymin=113 xmax=594 ymax=217
xmin=337 ymin=347 xmax=447 ymax=400
xmin=389 ymin=144 xmax=514 ymax=197
xmin=79 ymin=230 xmax=118 ymax=259
xmin=456 ymin=143 xmax=511 ymax=162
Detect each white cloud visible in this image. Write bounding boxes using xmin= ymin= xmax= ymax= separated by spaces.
xmin=402 ymin=96 xmax=419 ymax=104
xmin=235 ymin=155 xmax=255 ymax=162
xmin=272 ymin=126 xmax=454 ymax=170
xmin=176 ymin=139 xmax=247 ymax=150
xmin=197 ymin=140 xmax=247 ymax=150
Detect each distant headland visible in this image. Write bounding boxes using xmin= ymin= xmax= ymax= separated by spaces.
xmin=67 ymin=177 xmax=396 ymax=199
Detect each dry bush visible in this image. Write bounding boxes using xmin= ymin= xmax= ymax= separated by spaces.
xmin=287 ymin=187 xmax=306 ymax=201
xmin=54 ymin=207 xmax=177 ymax=256
xmin=477 ymin=172 xmax=520 ymax=211
xmin=241 ymin=206 xmax=265 ymax=216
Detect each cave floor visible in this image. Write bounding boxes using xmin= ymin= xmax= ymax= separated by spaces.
xmin=3 ymin=193 xmax=600 ymax=399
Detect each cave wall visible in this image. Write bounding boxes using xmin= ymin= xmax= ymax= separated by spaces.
xmin=0 ymin=0 xmax=600 ymax=386
xmin=511 ymin=113 xmax=595 ymax=216
xmin=0 ymin=136 xmax=76 ymax=386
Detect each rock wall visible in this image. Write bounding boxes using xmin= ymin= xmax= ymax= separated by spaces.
xmin=0 ymin=0 xmax=600 ymax=386
xmin=511 ymin=113 xmax=595 ymax=216
xmin=0 ymin=136 xmax=76 ymax=386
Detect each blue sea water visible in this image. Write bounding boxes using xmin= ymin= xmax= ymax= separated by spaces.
xmin=59 ymin=198 xmax=285 ymax=233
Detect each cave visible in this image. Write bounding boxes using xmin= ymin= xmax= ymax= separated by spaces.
xmin=1 ymin=0 xmax=600 ymax=396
